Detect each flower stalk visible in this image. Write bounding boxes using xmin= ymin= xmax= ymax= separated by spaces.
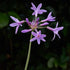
xmin=24 ymin=33 xmax=32 ymax=70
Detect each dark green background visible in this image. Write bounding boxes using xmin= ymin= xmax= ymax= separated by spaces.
xmin=0 ymin=0 xmax=70 ymax=70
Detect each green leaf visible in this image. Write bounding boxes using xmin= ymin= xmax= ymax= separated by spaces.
xmin=0 ymin=12 xmax=9 ymax=28
xmin=47 ymin=57 xmax=55 ymax=68
xmin=60 ymin=63 xmax=67 ymax=69
xmin=8 ymin=11 xmax=21 ymax=20
xmin=54 ymin=59 xmax=58 ymax=68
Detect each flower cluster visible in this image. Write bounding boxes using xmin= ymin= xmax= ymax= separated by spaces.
xmin=9 ymin=2 xmax=64 ymax=44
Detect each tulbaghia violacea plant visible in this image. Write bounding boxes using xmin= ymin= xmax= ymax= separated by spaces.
xmin=9 ymin=2 xmax=64 ymax=70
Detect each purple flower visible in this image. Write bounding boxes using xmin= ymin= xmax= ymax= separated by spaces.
xmin=9 ymin=16 xmax=24 ymax=34
xmin=41 ymin=12 xmax=55 ymax=22
xmin=21 ymin=18 xmax=40 ymax=33
xmin=31 ymin=2 xmax=47 ymax=17
xmin=47 ymin=22 xmax=64 ymax=40
xmin=30 ymin=30 xmax=46 ymax=44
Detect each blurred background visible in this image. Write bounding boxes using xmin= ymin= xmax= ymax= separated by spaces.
xmin=0 ymin=0 xmax=70 ymax=70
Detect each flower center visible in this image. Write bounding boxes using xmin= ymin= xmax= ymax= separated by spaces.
xmin=31 ymin=23 xmax=37 ymax=30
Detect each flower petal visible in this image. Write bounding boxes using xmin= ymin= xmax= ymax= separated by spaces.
xmin=41 ymin=34 xmax=46 ymax=37
xmin=31 ymin=2 xmax=36 ymax=10
xmin=19 ymin=20 xmax=24 ymax=24
xmin=9 ymin=23 xmax=18 ymax=27
xmin=48 ymin=12 xmax=52 ymax=17
xmin=56 ymin=22 xmax=58 ymax=28
xmin=21 ymin=29 xmax=32 ymax=33
xmin=40 ymin=19 xmax=47 ymax=22
xmin=32 ymin=31 xmax=37 ymax=36
xmin=38 ymin=9 xmax=47 ymax=14
xmin=10 ymin=16 xmax=19 ymax=23
xmin=41 ymin=38 xmax=46 ymax=42
xmin=37 ymin=3 xmax=42 ymax=10
xmin=26 ymin=18 xmax=31 ymax=25
xmin=57 ymin=27 xmax=64 ymax=31
xmin=32 ymin=12 xmax=35 ymax=15
xmin=37 ymin=38 xmax=40 ymax=44
xmin=52 ymin=34 xmax=55 ymax=41
xmin=47 ymin=26 xmax=54 ymax=31
xmin=30 ymin=37 xmax=37 ymax=42
xmin=15 ymin=26 xmax=19 ymax=34
xmin=57 ymin=34 xmax=61 ymax=39
xmin=40 ymin=22 xmax=49 ymax=26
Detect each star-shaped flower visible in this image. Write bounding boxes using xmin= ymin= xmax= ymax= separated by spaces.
xmin=47 ymin=22 xmax=64 ymax=40
xmin=31 ymin=2 xmax=47 ymax=17
xmin=30 ymin=30 xmax=46 ymax=44
xmin=41 ymin=12 xmax=55 ymax=22
xmin=9 ymin=16 xmax=24 ymax=34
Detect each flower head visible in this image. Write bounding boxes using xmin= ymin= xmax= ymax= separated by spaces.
xmin=30 ymin=30 xmax=46 ymax=44
xmin=9 ymin=16 xmax=24 ymax=34
xmin=31 ymin=2 xmax=47 ymax=17
xmin=47 ymin=22 xmax=64 ymax=40
xmin=41 ymin=12 xmax=55 ymax=22
xmin=21 ymin=18 xmax=40 ymax=33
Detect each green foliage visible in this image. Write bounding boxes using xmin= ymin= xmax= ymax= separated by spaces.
xmin=0 ymin=12 xmax=9 ymax=28
xmin=47 ymin=57 xmax=55 ymax=68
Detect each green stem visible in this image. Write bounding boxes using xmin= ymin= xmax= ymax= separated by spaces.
xmin=24 ymin=33 xmax=32 ymax=70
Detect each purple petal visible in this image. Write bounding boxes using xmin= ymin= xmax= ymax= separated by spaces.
xmin=41 ymin=38 xmax=46 ymax=42
xmin=19 ymin=20 xmax=24 ymax=24
xmin=35 ymin=10 xmax=38 ymax=17
xmin=37 ymin=39 xmax=40 ymax=44
xmin=9 ymin=23 xmax=18 ymax=27
xmin=47 ymin=26 xmax=54 ymax=31
xmin=52 ymin=34 xmax=55 ymax=41
xmin=26 ymin=18 xmax=29 ymax=23
xmin=56 ymin=22 xmax=58 ymax=27
xmin=47 ymin=12 xmax=55 ymax=21
xmin=40 ymin=19 xmax=47 ymax=22
xmin=36 ymin=17 xmax=39 ymax=22
xmin=30 ymin=37 xmax=37 ymax=42
xmin=21 ymin=29 xmax=32 ymax=33
xmin=38 ymin=30 xmax=41 ymax=35
xmin=40 ymin=22 xmax=49 ymax=26
xmin=57 ymin=34 xmax=61 ymax=39
xmin=57 ymin=27 xmax=64 ymax=31
xmin=36 ymin=17 xmax=39 ymax=24
xmin=32 ymin=31 xmax=37 ymax=36
xmin=15 ymin=26 xmax=19 ymax=34
xmin=47 ymin=18 xmax=55 ymax=21
xmin=10 ymin=16 xmax=19 ymax=23
xmin=26 ymin=18 xmax=31 ymax=25
xmin=41 ymin=34 xmax=46 ymax=37
xmin=38 ymin=9 xmax=47 ymax=14
xmin=32 ymin=12 xmax=35 ymax=15
xmin=48 ymin=12 xmax=52 ymax=17
xmin=37 ymin=3 xmax=42 ymax=10
xmin=31 ymin=2 xmax=36 ymax=10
